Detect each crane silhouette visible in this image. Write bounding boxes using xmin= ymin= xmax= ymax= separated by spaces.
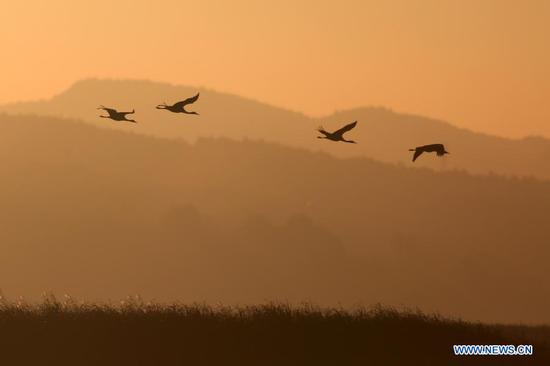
xmin=97 ymin=106 xmax=137 ymax=123
xmin=409 ymin=144 xmax=449 ymax=162
xmin=156 ymin=93 xmax=200 ymax=115
xmin=317 ymin=121 xmax=358 ymax=143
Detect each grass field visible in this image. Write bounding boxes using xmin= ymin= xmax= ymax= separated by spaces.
xmin=0 ymin=296 xmax=547 ymax=365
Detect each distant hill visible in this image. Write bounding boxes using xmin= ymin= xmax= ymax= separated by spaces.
xmin=0 ymin=113 xmax=549 ymax=324
xmin=2 ymin=79 xmax=550 ymax=180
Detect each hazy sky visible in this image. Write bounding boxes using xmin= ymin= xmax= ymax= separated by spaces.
xmin=1 ymin=0 xmax=549 ymax=137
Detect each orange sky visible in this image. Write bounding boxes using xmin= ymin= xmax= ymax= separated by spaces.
xmin=1 ymin=0 xmax=549 ymax=138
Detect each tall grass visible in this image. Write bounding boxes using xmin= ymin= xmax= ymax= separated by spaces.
xmin=0 ymin=294 xmax=547 ymax=365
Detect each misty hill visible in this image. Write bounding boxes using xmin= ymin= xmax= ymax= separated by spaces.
xmin=2 ymin=79 xmax=550 ymax=181
xmin=0 ymin=114 xmax=549 ymax=324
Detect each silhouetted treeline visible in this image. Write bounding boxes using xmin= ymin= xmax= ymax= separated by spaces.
xmin=0 ymin=114 xmax=549 ymax=323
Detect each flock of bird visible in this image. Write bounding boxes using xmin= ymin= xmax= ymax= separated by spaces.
xmin=98 ymin=92 xmax=449 ymax=162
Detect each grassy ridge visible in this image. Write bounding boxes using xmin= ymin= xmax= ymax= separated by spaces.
xmin=0 ymin=297 xmax=547 ymax=365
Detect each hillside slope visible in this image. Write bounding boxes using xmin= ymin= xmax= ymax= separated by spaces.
xmin=0 ymin=114 xmax=549 ymax=323
xmin=2 ymin=79 xmax=550 ymax=180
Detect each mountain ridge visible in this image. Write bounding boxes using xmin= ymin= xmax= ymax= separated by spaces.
xmin=2 ymin=78 xmax=550 ymax=180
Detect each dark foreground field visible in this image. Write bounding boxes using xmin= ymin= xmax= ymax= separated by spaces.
xmin=0 ymin=298 xmax=548 ymax=366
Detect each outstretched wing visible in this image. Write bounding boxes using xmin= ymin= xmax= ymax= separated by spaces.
xmin=98 ymin=106 xmax=118 ymax=114
xmin=173 ymin=93 xmax=200 ymax=108
xmin=98 ymin=106 xmax=118 ymax=116
xmin=317 ymin=126 xmax=331 ymax=137
xmin=333 ymin=121 xmax=357 ymax=137
xmin=412 ymin=149 xmax=423 ymax=162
